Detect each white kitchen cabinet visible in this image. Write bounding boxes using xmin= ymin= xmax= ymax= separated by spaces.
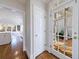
xmin=0 ymin=33 xmax=11 ymax=45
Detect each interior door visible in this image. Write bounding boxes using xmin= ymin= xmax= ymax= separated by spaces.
xmin=33 ymin=5 xmax=45 ymax=58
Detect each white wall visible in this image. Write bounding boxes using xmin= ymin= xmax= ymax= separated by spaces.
xmin=72 ymin=1 xmax=79 ymax=59
xmin=0 ymin=8 xmax=23 ymax=25
xmin=24 ymin=0 xmax=31 ymax=58
xmin=45 ymin=2 xmax=53 ymax=52
xmin=0 ymin=0 xmax=24 ymax=25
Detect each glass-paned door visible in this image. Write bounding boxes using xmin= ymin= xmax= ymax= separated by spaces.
xmin=53 ymin=6 xmax=72 ymax=58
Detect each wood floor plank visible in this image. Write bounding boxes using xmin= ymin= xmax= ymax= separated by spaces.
xmin=0 ymin=35 xmax=28 ymax=59
xmin=0 ymin=35 xmax=59 ymax=59
xmin=36 ymin=51 xmax=59 ymax=59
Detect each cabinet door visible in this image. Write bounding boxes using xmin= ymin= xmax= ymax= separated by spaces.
xmin=33 ymin=5 xmax=45 ymax=58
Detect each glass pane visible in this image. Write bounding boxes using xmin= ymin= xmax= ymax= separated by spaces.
xmin=55 ymin=10 xmax=64 ymax=20
xmin=0 ymin=24 xmax=5 ymax=32
xmin=17 ymin=25 xmax=20 ymax=31
xmin=7 ymin=27 xmax=11 ymax=31
xmin=53 ymin=35 xmax=58 ymax=50
xmin=65 ymin=7 xmax=72 ymax=58
xmin=58 ymin=19 xmax=65 ymax=54
xmin=53 ymin=9 xmax=65 ymax=52
xmin=12 ymin=26 xmax=16 ymax=31
xmin=53 ymin=22 xmax=59 ymax=51
xmin=53 ymin=36 xmax=59 ymax=50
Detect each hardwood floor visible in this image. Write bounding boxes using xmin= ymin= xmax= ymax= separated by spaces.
xmin=36 ymin=51 xmax=59 ymax=59
xmin=0 ymin=34 xmax=59 ymax=59
xmin=0 ymin=34 xmax=28 ymax=59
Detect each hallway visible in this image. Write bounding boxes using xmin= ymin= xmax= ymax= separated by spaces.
xmin=0 ymin=34 xmax=28 ymax=59
xmin=0 ymin=33 xmax=59 ymax=59
xmin=0 ymin=0 xmax=78 ymax=59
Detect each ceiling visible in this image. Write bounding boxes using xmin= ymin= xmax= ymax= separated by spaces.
xmin=41 ymin=0 xmax=50 ymax=3
xmin=0 ymin=0 xmax=55 ymax=25
xmin=0 ymin=0 xmax=53 ymax=12
xmin=0 ymin=0 xmax=25 ymax=24
xmin=17 ymin=0 xmax=26 ymax=5
xmin=0 ymin=0 xmax=26 ymax=12
xmin=0 ymin=7 xmax=23 ymax=25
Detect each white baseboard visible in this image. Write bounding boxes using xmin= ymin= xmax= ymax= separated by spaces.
xmin=51 ymin=49 xmax=71 ymax=59
xmin=23 ymin=49 xmax=30 ymax=59
xmin=30 ymin=49 xmax=45 ymax=59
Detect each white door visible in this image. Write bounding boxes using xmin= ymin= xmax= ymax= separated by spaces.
xmin=33 ymin=5 xmax=45 ymax=58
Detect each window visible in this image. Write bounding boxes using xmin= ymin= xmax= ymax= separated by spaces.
xmin=17 ymin=25 xmax=21 ymax=31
